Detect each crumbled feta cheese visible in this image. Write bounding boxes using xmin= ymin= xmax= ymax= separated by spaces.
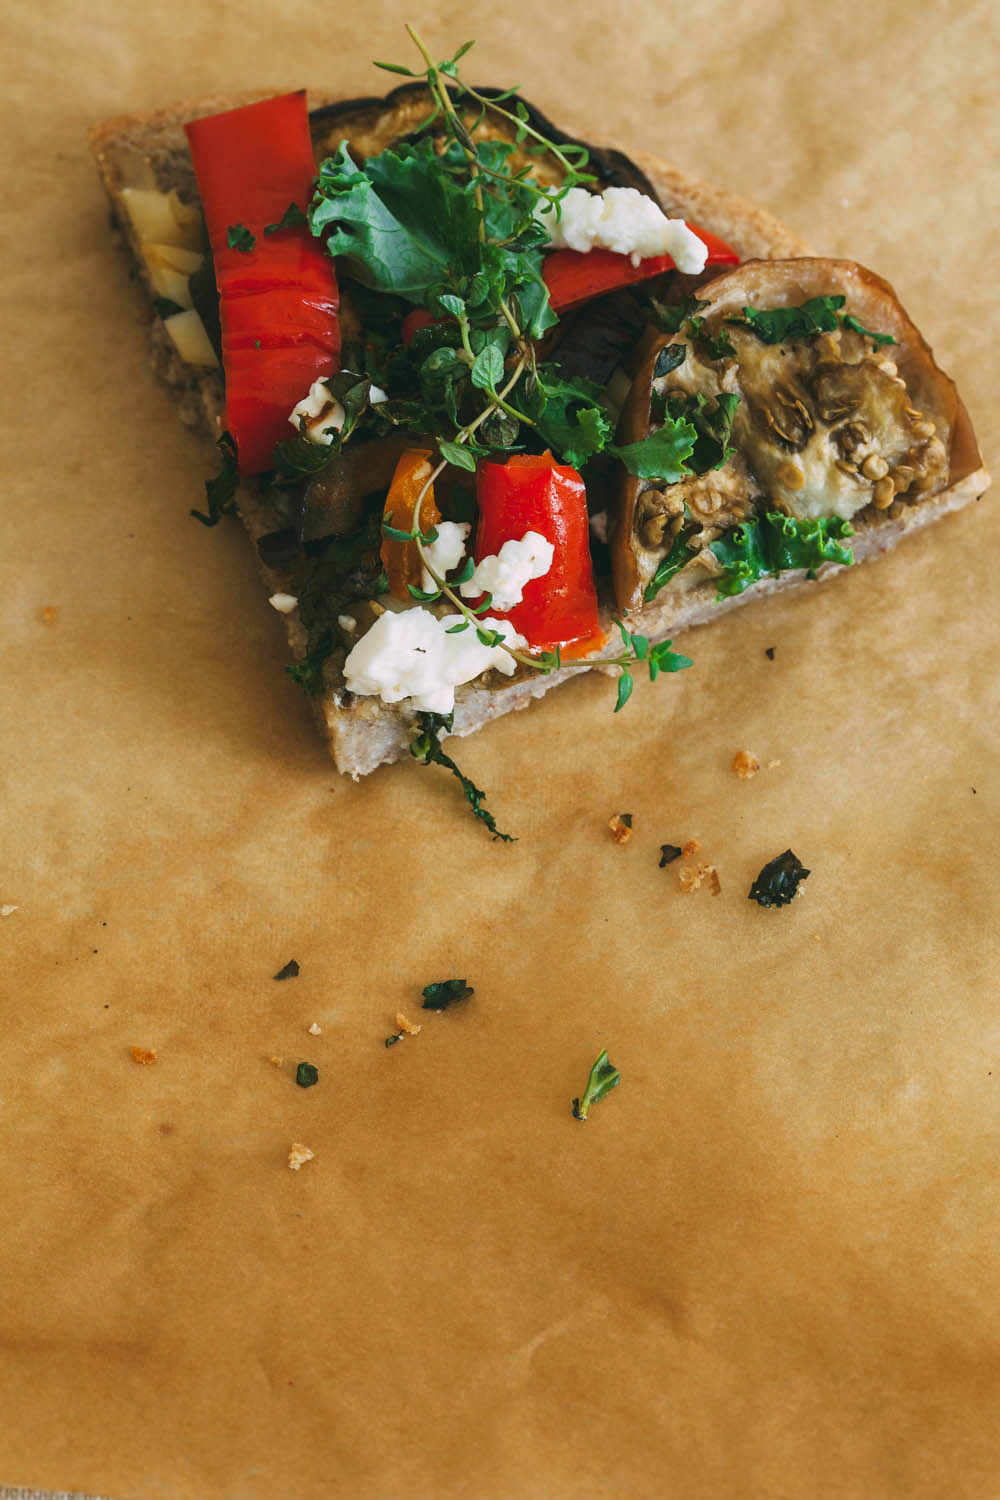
xmin=268 ymin=593 xmax=298 ymax=613
xmin=535 ymin=187 xmax=708 ymax=273
xmin=0 ymin=905 xmax=17 ymax=918
xmin=369 ymin=384 xmax=389 ymax=405
xmin=288 ymin=379 xmax=345 ymax=445
xmin=459 ymin=530 xmax=554 ymax=611
xmin=337 ymin=614 xmax=357 ymax=634
xmin=343 ymin=606 xmax=526 ymax=715
xmin=589 ymin=510 xmax=609 ymax=544
xmin=421 ymin=520 xmax=470 ymax=591
xmin=307 ymin=1022 xmax=322 ymax=1036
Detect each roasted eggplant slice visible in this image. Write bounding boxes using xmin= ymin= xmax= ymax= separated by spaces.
xmin=612 ymin=258 xmax=985 ymax=612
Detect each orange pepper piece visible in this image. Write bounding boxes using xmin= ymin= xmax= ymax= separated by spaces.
xmin=380 ymin=449 xmax=442 ymax=601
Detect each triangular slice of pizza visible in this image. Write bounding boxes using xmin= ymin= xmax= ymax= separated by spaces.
xmin=89 ymin=65 xmax=988 ymax=789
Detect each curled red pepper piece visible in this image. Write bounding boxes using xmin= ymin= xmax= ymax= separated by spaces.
xmin=542 ymin=225 xmax=740 ymax=313
xmin=473 ymin=453 xmax=604 ymax=657
xmin=184 ymin=92 xmax=340 ymax=477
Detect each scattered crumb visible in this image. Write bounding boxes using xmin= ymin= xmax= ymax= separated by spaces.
xmin=395 ymin=1012 xmax=422 ymax=1036
xmin=288 ymin=1143 xmax=315 ymax=1171
xmin=679 ymin=863 xmax=721 ymax=896
xmin=274 ymin=960 xmax=299 ymax=981
xmin=765 ymin=647 xmax=775 ymax=660
xmin=768 ymin=759 xmax=782 ymax=769
xmin=307 ymin=1022 xmax=322 ymax=1036
xmin=608 ymin=813 xmax=633 ymax=845
xmin=40 ymin=606 xmax=58 ymax=624
xmin=130 ymin=1046 xmax=157 ymax=1065
xmin=659 ymin=844 xmax=683 ymax=867
xmin=0 ymin=905 xmax=18 ymax=918
xmin=732 ymin=750 xmax=760 ymax=780
xmin=268 ymin=1055 xmax=284 ymax=1068
xmin=812 ymin=934 xmax=821 ymax=942
xmin=682 ymin=838 xmax=700 ymax=857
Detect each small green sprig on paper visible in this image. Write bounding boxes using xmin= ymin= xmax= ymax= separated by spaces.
xmin=572 ymin=1050 xmax=621 ymax=1121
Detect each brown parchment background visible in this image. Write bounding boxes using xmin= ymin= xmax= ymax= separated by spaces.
xmin=3 ymin=1 xmax=999 ymax=1496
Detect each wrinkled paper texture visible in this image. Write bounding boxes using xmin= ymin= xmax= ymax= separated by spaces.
xmin=2 ymin=1 xmax=998 ymax=1496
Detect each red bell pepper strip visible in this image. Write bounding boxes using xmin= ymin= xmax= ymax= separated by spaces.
xmin=184 ymin=92 xmax=340 ymax=477
xmin=473 ymin=453 xmax=604 ymax=657
xmin=542 ymin=225 xmax=740 ymax=314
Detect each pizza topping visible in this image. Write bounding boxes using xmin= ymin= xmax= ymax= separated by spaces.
xmin=534 ymin=186 xmax=709 ymax=272
xmin=459 ymin=530 xmax=555 ymax=613
xmin=343 ymin=605 xmax=526 ymax=714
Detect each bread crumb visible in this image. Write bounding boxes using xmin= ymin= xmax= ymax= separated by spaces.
xmin=130 ymin=1046 xmax=157 ymax=1065
xmin=768 ymin=759 xmax=782 ymax=769
xmin=288 ymin=1143 xmax=315 ymax=1171
xmin=395 ymin=1012 xmax=422 ymax=1036
xmin=678 ymin=863 xmax=721 ymax=895
xmin=0 ymin=904 xmax=17 ymax=917
xmin=268 ymin=1055 xmax=284 ymax=1068
xmin=307 ymin=1022 xmax=322 ymax=1036
xmin=682 ymin=838 xmax=700 ymax=857
xmin=732 ymin=750 xmax=760 ymax=779
xmin=40 ymin=606 xmax=58 ymax=624
xmin=609 ymin=814 xmax=633 ymax=845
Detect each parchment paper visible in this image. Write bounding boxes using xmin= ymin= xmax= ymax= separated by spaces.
xmin=3 ymin=1 xmax=998 ymax=1496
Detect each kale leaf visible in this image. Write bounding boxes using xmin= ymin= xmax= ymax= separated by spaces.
xmin=734 ymin=295 xmax=896 ymax=348
xmin=710 ymin=512 xmax=854 ymax=597
xmin=643 ymin=524 xmax=698 ymax=604
xmin=748 ymin=850 xmax=811 ymax=908
xmin=609 ymin=414 xmax=697 ymax=481
xmin=657 ymin=390 xmax=740 ymax=473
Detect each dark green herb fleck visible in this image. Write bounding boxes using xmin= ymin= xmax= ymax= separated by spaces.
xmin=659 ymin=844 xmax=683 ymax=866
xmin=295 ymin=1062 xmax=319 ymax=1088
xmin=227 ymin=223 xmax=256 ymax=253
xmin=153 ymin=296 xmax=185 ymax=319
xmin=190 ymin=431 xmax=239 ymax=527
xmin=421 ymin=978 xmax=475 ymax=1011
xmin=748 ymin=849 xmax=811 ymax=908
xmin=572 ymin=1049 xmax=621 ymax=1120
xmin=273 ymin=960 xmax=300 ymax=981
xmin=765 ymin=647 xmax=776 ymax=660
xmin=263 ymin=201 xmax=308 ymax=234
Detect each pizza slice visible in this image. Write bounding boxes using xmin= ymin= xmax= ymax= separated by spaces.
xmin=88 ymin=43 xmax=988 ymax=811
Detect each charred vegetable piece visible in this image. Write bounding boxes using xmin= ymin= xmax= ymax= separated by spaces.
xmin=380 ymin=449 xmax=441 ymax=599
xmin=184 ymin=92 xmax=341 ymax=478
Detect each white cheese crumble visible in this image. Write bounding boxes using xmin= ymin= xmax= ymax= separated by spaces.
xmin=459 ymin=530 xmax=555 ymax=611
xmin=343 ymin=607 xmax=526 ymax=715
xmin=337 ymin=613 xmax=357 ymax=634
xmin=289 ymin=379 xmax=389 ymax=445
xmin=268 ymin=593 xmax=298 ymax=613
xmin=535 ymin=187 xmax=708 ymax=273
xmin=421 ymin=520 xmax=471 ymax=592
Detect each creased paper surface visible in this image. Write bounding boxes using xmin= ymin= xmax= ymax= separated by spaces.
xmin=2 ymin=1 xmax=998 ymax=1497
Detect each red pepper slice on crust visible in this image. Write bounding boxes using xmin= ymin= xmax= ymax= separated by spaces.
xmin=542 ymin=225 xmax=740 ymax=313
xmin=184 ymin=92 xmax=340 ymax=477
xmin=473 ymin=453 xmax=604 ymax=657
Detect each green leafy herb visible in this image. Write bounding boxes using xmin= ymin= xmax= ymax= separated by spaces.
xmin=271 ymin=372 xmax=376 ymax=484
xmin=656 ymin=391 xmax=740 ymax=473
xmin=227 ymin=223 xmax=255 ymax=253
xmin=421 ymin=978 xmax=475 ymax=1010
xmin=643 ymin=524 xmax=698 ymax=603
xmin=608 ymin=415 xmax=697 ymax=481
xmin=711 ymin=512 xmax=854 ymax=597
xmin=288 ymin=509 xmax=387 ymax=695
xmin=190 ymin=431 xmax=239 ymax=527
xmin=525 ymin=368 xmax=613 ymax=469
xmin=295 ymin=1062 xmax=319 ymax=1088
xmin=609 ymin=619 xmax=692 ymax=709
xmin=571 ymin=1049 xmax=621 ymax=1121
xmin=748 ymin=849 xmax=811 ymax=908
xmin=650 ymin=293 xmax=706 ymax=335
xmin=263 ymin=201 xmax=307 ymax=234
xmin=273 ymin=960 xmax=299 ymax=981
xmin=735 ymin=295 xmax=895 ymax=348
xmin=410 ymin=712 xmax=515 ymax=841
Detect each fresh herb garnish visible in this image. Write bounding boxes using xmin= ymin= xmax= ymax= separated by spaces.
xmin=711 ymin=512 xmax=854 ymax=597
xmin=421 ymin=978 xmax=475 ymax=1010
xmin=735 ymin=295 xmax=895 ymax=347
xmin=273 ymin=960 xmax=300 ymax=980
xmin=190 ymin=431 xmax=239 ymax=527
xmin=263 ymin=201 xmax=307 ymax=234
xmin=227 ymin=223 xmax=255 ymax=253
xmin=656 ymin=391 xmax=740 ymax=473
xmin=410 ymin=711 xmax=515 ymax=841
xmin=610 ymin=619 xmax=693 ymax=712
xmin=571 ymin=1049 xmax=621 ymax=1120
xmin=748 ymin=849 xmax=811 ymax=908
xmin=295 ymin=1062 xmax=319 ymax=1088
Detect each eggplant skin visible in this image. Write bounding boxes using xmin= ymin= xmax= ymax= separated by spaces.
xmin=308 ymin=82 xmax=661 ymax=202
